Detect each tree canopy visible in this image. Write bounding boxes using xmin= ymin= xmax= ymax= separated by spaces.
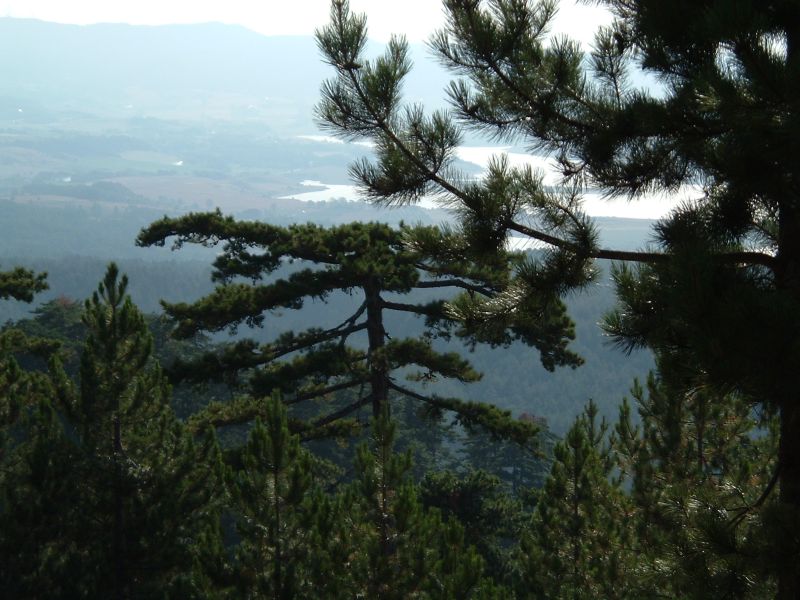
xmin=315 ymin=0 xmax=800 ymax=594
xmin=137 ymin=213 xmax=556 ymax=442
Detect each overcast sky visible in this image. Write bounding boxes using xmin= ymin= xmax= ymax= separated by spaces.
xmin=2 ymin=0 xmax=610 ymax=45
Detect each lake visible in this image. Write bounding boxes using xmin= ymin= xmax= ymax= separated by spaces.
xmin=284 ymin=141 xmax=699 ymax=219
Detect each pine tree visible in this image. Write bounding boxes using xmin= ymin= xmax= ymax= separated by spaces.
xmin=228 ymin=391 xmax=324 ymax=599
xmin=612 ymin=370 xmax=779 ymax=597
xmin=73 ymin=264 xmax=227 ymax=598
xmin=0 ymin=397 xmax=87 ymax=597
xmin=519 ymin=401 xmax=636 ymax=599
xmin=1 ymin=265 xmax=227 ymax=598
xmin=226 ymin=396 xmax=506 ymax=597
xmin=3 ymin=294 xmax=221 ymax=419
xmin=0 ymin=259 xmax=51 ymax=507
xmin=420 ymin=469 xmax=527 ymax=585
xmin=315 ymin=0 xmax=800 ymax=593
xmin=137 ymin=216 xmax=544 ymax=443
xmin=0 ymin=280 xmax=82 ymax=596
xmin=344 ymin=408 xmax=502 ymax=598
xmin=0 ymin=265 xmax=47 ymax=303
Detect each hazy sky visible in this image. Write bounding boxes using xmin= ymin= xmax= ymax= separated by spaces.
xmin=2 ymin=0 xmax=610 ymax=44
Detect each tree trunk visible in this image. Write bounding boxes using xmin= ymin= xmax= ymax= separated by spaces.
xmin=273 ymin=463 xmax=282 ymax=600
xmin=779 ymin=10 xmax=800 ymax=593
xmin=777 ymin=399 xmax=800 ymax=599
xmin=113 ymin=415 xmax=126 ymax=600
xmin=365 ymin=277 xmax=388 ymax=418
xmin=775 ymin=201 xmax=800 ymax=598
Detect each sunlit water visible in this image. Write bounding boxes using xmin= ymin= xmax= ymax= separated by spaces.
xmin=284 ymin=140 xmax=700 ymax=220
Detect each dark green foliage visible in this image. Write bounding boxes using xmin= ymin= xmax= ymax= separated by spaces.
xmin=0 ymin=266 xmax=47 ymax=303
xmin=228 ymin=391 xmax=320 ymax=599
xmin=612 ymin=372 xmax=780 ymax=597
xmin=421 ymin=469 xmax=526 ymax=583
xmin=67 ymin=265 xmax=226 ymax=598
xmin=0 ymin=399 xmax=86 ymax=597
xmin=224 ymin=393 xmax=505 ymax=598
xmin=518 ymin=401 xmax=637 ymax=599
xmin=3 ymin=292 xmax=222 ymax=421
xmin=341 ymin=409 xmax=502 ymax=598
xmin=0 ymin=252 xmax=654 ymax=435
xmin=0 ymin=265 xmax=227 ymax=598
xmin=6 ymin=0 xmax=800 ymax=592
xmin=604 ymin=236 xmax=797 ymax=413
xmin=316 ymin=0 xmax=800 ymax=594
xmin=316 ymin=0 xmax=599 ymax=364
xmin=0 ymin=258 xmax=782 ymax=597
xmin=460 ymin=416 xmax=556 ymax=496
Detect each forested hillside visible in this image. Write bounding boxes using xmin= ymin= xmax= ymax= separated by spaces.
xmin=1 ymin=0 xmax=796 ymax=597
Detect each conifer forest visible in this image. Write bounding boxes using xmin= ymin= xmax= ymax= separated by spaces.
xmin=2 ymin=0 xmax=800 ymax=597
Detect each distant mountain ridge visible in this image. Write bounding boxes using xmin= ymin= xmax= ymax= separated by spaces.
xmin=0 ymin=18 xmax=449 ymax=133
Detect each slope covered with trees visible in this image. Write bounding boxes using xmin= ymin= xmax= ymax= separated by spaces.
xmin=1 ymin=0 xmax=796 ymax=596
xmin=0 ymin=264 xmax=779 ymax=596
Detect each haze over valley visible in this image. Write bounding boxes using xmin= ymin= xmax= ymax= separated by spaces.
xmin=0 ymin=16 xmax=655 ymax=432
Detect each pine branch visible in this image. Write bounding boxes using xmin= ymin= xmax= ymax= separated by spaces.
xmin=448 ymin=2 xmax=597 ymax=134
xmin=312 ymin=394 xmax=372 ymax=428
xmin=0 ymin=268 xmax=48 ymax=303
xmin=509 ymin=221 xmax=777 ymax=267
xmin=386 ymin=337 xmax=481 ymax=383
xmin=380 ymin=300 xmax=442 ymax=317
xmin=168 ymin=323 xmax=369 ymax=385
xmin=387 ymin=381 xmax=540 ymax=449
xmin=285 ymin=378 xmax=367 ymax=405
xmin=339 ymin=53 xmax=467 ymax=202
xmin=728 ymin=461 xmax=781 ymax=529
xmin=413 ymin=279 xmax=493 ymax=297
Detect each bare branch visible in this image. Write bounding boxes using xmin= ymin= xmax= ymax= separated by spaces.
xmin=413 ymin=279 xmax=493 ymax=296
xmin=509 ymin=222 xmax=777 ymax=268
xmin=312 ymin=394 xmax=373 ymax=428
xmin=286 ymin=378 xmax=367 ymax=405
